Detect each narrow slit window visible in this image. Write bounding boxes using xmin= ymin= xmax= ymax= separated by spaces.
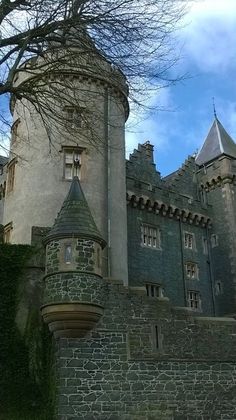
xmin=152 ymin=324 xmax=162 ymax=352
xmin=203 ymin=237 xmax=208 ymax=255
xmin=65 ymin=244 xmax=72 ymax=264
xmin=97 ymin=247 xmax=101 ymax=268
xmin=155 ymin=325 xmax=159 ymax=349
xmin=7 ymin=159 xmax=16 ymax=193
xmin=211 ymin=234 xmax=218 ymax=248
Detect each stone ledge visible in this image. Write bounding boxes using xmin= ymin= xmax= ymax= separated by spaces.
xmin=194 ymin=316 xmax=236 ymax=324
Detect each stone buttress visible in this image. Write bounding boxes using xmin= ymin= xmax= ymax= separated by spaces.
xmin=41 ymin=176 xmax=107 ymax=338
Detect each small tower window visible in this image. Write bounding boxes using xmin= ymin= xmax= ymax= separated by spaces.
xmin=64 ymin=106 xmax=84 ymax=129
xmin=152 ymin=324 xmax=163 ymax=352
xmin=63 ymin=148 xmax=82 ymax=180
xmin=64 ymin=244 xmax=72 ymax=264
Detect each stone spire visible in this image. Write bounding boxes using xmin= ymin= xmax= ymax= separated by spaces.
xmin=195 ymin=118 xmax=236 ymax=166
xmin=44 ymin=176 xmax=106 ymax=247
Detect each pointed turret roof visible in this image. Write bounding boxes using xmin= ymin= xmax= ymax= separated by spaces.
xmin=195 ymin=118 xmax=236 ymax=166
xmin=44 ymin=177 xmax=106 ymax=247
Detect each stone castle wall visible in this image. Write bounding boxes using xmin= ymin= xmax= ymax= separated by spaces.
xmin=56 ymin=280 xmax=236 ymax=420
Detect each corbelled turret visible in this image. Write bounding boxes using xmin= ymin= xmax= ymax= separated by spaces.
xmin=41 ymin=176 xmax=107 ymax=338
xmin=196 ymin=117 xmax=236 ymax=316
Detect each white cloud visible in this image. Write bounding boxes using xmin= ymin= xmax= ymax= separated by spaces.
xmin=182 ymin=0 xmax=236 ymax=73
xmin=125 ymin=87 xmax=174 ymax=157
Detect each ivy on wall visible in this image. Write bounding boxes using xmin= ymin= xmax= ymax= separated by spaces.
xmin=0 ymin=244 xmax=55 ymax=420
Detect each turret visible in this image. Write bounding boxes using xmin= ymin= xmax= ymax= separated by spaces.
xmin=3 ymin=31 xmax=129 ymax=283
xmin=196 ymin=117 xmax=236 ymax=316
xmin=41 ymin=176 xmax=107 ymax=338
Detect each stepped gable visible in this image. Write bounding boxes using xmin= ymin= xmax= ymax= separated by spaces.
xmin=126 ymin=141 xmax=162 ymax=185
xmin=163 ymin=155 xmax=198 ymax=198
xmin=44 ymin=176 xmax=106 ymax=247
xmin=195 ymin=117 xmax=236 ymax=166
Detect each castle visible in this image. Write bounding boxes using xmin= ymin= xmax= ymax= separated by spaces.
xmin=1 ymin=38 xmax=236 ymax=419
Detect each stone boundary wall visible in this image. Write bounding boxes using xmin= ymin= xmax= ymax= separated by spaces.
xmin=56 ymin=280 xmax=236 ymax=419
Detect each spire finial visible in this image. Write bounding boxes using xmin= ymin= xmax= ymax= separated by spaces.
xmin=212 ymin=97 xmax=217 ymax=119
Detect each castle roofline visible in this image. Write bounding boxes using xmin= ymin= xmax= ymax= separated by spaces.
xmin=195 ymin=118 xmax=236 ymax=166
xmin=44 ymin=176 xmax=106 ymax=248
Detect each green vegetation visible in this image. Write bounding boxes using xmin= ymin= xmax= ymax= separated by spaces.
xmin=0 ymin=244 xmax=55 ymax=420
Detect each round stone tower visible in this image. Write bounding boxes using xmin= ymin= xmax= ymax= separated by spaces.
xmin=41 ymin=176 xmax=107 ymax=338
xmin=3 ymin=34 xmax=129 ymax=283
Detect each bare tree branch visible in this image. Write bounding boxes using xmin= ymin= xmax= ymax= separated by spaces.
xmin=0 ymin=0 xmax=190 ymax=148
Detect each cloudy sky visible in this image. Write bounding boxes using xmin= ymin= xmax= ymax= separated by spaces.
xmin=126 ymin=0 xmax=236 ymax=176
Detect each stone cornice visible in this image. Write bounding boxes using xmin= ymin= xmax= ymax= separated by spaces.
xmin=127 ymin=191 xmax=211 ymax=228
xmin=200 ymin=173 xmax=236 ymax=191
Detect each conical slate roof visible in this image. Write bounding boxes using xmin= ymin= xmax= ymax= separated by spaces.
xmin=195 ymin=118 xmax=236 ymax=166
xmin=44 ymin=177 xmax=106 ymax=247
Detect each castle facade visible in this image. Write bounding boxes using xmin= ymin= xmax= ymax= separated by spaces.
xmin=1 ymin=42 xmax=236 ymax=419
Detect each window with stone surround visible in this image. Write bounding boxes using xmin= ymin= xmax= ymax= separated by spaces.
xmin=184 ymin=232 xmax=195 ymax=250
xmin=187 ymin=290 xmax=201 ymax=310
xmin=185 ymin=262 xmax=198 ymax=279
xmin=64 ymin=106 xmax=84 ymax=129
xmin=63 ymin=147 xmax=82 ymax=180
xmin=7 ymin=159 xmax=16 ymax=193
xmin=141 ymin=224 xmax=161 ymax=249
xmin=4 ymin=222 xmax=13 ymax=243
xmin=146 ymin=283 xmax=163 ymax=298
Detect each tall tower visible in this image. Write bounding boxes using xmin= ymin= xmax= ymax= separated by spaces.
xmin=3 ymin=35 xmax=129 ymax=283
xmin=196 ymin=117 xmax=236 ymax=316
xmin=41 ymin=176 xmax=107 ymax=338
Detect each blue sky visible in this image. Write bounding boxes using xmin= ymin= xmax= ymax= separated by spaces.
xmin=1 ymin=0 xmax=236 ymax=174
xmin=125 ymin=0 xmax=236 ymax=176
